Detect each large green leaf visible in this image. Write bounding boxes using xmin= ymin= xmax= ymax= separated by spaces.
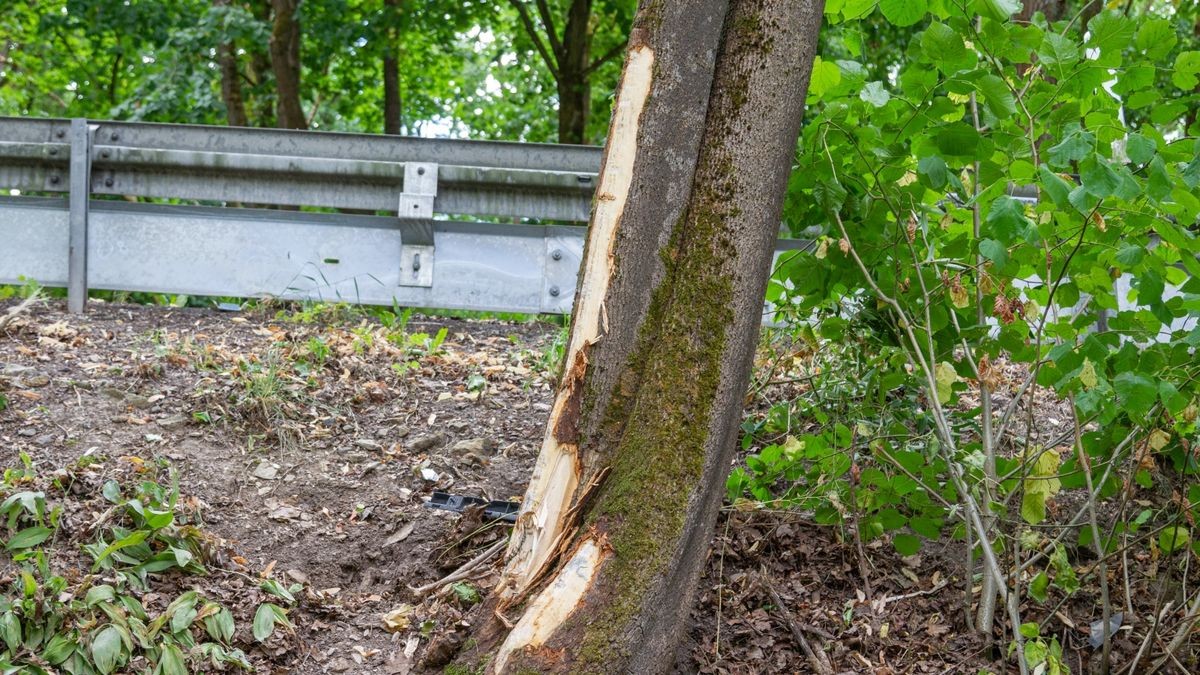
xmin=986 ymin=196 xmax=1034 ymax=245
xmin=1113 ymin=372 xmax=1157 ymax=415
xmin=91 ymin=625 xmax=125 ymax=675
xmin=977 ymin=74 xmax=1015 ymax=118
xmin=809 ymin=56 xmax=842 ymax=99
xmin=5 ymin=526 xmax=53 ymax=551
xmin=879 ymin=0 xmax=926 ymax=27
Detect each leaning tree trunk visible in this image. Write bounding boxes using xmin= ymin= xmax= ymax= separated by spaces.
xmin=459 ymin=1 xmax=825 ymax=672
xmin=269 ymin=0 xmax=307 ymax=129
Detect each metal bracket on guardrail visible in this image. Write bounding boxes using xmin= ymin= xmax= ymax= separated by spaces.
xmin=398 ymin=162 xmax=436 ymax=288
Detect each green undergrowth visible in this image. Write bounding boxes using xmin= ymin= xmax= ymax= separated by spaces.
xmin=0 ymin=453 xmax=299 ymax=674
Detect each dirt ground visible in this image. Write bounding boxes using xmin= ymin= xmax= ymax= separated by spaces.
xmin=3 ymin=298 xmax=1183 ymax=674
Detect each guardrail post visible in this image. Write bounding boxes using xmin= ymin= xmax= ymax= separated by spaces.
xmin=67 ymin=118 xmax=96 ymax=313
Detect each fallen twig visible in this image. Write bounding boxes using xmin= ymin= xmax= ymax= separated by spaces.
xmin=410 ymin=538 xmax=506 ymax=597
xmin=760 ymin=573 xmax=833 ymax=675
xmin=1145 ymin=588 xmax=1200 ymax=675
xmin=873 ymin=580 xmax=950 ymax=612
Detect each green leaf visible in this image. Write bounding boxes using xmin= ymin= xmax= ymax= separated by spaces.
xmin=1125 ymin=133 xmax=1156 ymax=165
xmin=977 ymin=74 xmax=1015 ymax=118
xmin=85 ymin=585 xmax=117 ymax=606
xmin=921 ymin=22 xmax=966 ymax=68
xmin=205 ymin=607 xmax=236 ymax=645
xmin=451 ymin=582 xmax=482 ymax=605
xmin=253 ymin=604 xmax=276 ymax=642
xmin=101 ymin=480 xmax=122 ymax=503
xmin=1038 ymin=33 xmax=1079 ymax=66
xmin=979 ymin=239 xmax=1008 ymax=267
xmin=1038 ymin=166 xmax=1073 ymax=208
xmin=974 ymin=0 xmax=1021 ymax=21
xmin=1080 ymin=154 xmax=1121 ymax=198
xmin=1 ymin=612 xmax=21 ymax=652
xmin=1159 ymin=526 xmax=1190 ymax=555
xmin=1086 ymin=11 xmax=1135 ymax=55
xmin=6 ymin=526 xmax=53 ymax=550
xmin=934 ymin=361 xmax=957 ymax=404
xmin=42 ymin=633 xmax=76 ymax=665
xmin=879 ymin=0 xmax=926 ymax=27
xmin=1113 ymin=372 xmax=1157 ymax=415
xmin=1114 ymin=244 xmax=1145 ymax=268
xmin=986 ymin=196 xmax=1033 ymax=245
xmin=1029 ymin=571 xmax=1050 ymax=602
xmin=934 ymin=123 xmax=980 ymax=157
xmin=91 ymin=625 xmax=124 ymax=675
xmin=1135 ymin=19 xmax=1177 ymax=60
xmin=860 ymin=81 xmax=890 ymax=107
xmin=809 ymin=56 xmax=842 ymax=99
xmin=91 ymin=529 xmax=150 ymax=571
xmin=159 ymin=642 xmax=188 ymax=675
xmin=841 ymin=0 xmax=878 ymax=20
xmin=892 ymin=534 xmax=921 ymax=556
xmin=252 ymin=603 xmax=291 ymax=643
xmin=1047 ymin=127 xmax=1095 ymax=168
xmin=1022 ymin=491 xmax=1047 ymax=525
xmin=1172 ymin=51 xmax=1200 ymax=90
xmin=918 ymin=155 xmax=948 ymax=189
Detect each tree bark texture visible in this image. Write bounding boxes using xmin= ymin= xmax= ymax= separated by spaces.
xmin=477 ymin=1 xmax=826 ymax=672
xmin=269 ymin=0 xmax=306 ymax=129
xmin=214 ymin=0 xmax=249 ymax=127
xmin=382 ymin=0 xmax=403 ymax=135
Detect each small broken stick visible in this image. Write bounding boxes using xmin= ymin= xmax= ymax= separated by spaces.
xmin=760 ymin=573 xmax=833 ymax=675
xmin=410 ymin=538 xmax=507 ymax=596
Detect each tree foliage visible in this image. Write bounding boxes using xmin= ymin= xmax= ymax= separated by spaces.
xmin=0 ymin=0 xmax=634 ymax=142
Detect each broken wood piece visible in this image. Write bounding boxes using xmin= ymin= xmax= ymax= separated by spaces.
xmin=410 ymin=538 xmax=506 ymax=597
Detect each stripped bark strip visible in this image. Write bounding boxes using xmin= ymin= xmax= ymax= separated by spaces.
xmin=497 ymin=42 xmax=655 ymax=604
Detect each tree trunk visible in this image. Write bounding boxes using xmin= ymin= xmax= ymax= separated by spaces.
xmin=1017 ymin=0 xmax=1067 ymax=22
xmin=214 ymin=0 xmax=249 ymax=127
xmin=555 ymin=0 xmax=591 ymax=144
xmin=465 ymin=1 xmax=826 ymax=672
xmin=269 ymin=0 xmax=306 ymax=129
xmin=382 ymin=0 xmax=403 ymax=135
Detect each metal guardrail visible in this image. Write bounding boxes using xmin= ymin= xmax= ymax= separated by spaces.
xmin=0 ymin=117 xmax=813 ymax=317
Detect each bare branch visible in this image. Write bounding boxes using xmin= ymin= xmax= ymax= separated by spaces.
xmin=583 ymin=40 xmax=625 ymax=76
xmin=507 ymin=0 xmax=560 ymax=79
xmin=533 ymin=0 xmax=564 ymax=59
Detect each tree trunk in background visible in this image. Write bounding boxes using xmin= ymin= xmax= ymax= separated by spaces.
xmin=555 ymin=0 xmax=591 ymax=144
xmin=269 ymin=0 xmax=306 ymax=129
xmin=461 ymin=0 xmax=825 ymax=672
xmin=382 ymin=0 xmax=403 ymax=135
xmin=1017 ymin=0 xmax=1067 ymax=22
xmin=215 ymin=0 xmax=249 ymax=127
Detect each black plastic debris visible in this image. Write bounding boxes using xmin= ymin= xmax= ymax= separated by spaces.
xmin=425 ymin=491 xmax=520 ymax=523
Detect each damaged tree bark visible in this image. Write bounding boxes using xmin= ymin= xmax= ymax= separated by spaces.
xmin=463 ymin=1 xmax=826 ymax=672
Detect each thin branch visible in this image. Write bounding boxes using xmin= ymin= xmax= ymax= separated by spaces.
xmin=533 ymin=0 xmax=565 ymax=59
xmin=409 ymin=538 xmax=506 ymax=596
xmin=583 ymin=40 xmax=625 ymax=76
xmin=508 ymin=0 xmax=560 ymax=79
xmin=760 ymin=573 xmax=833 ymax=675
